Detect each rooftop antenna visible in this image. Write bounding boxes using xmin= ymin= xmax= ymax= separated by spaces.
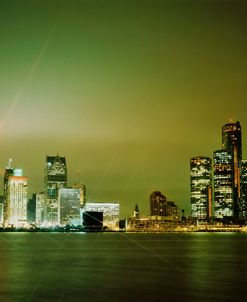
xmin=8 ymin=158 xmax=12 ymax=169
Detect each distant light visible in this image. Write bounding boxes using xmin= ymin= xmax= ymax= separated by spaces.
xmin=13 ymin=169 xmax=23 ymax=177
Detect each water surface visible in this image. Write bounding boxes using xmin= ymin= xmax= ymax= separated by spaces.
xmin=0 ymin=232 xmax=246 ymax=301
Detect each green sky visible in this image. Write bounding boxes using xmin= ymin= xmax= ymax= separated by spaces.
xmin=0 ymin=0 xmax=247 ymax=217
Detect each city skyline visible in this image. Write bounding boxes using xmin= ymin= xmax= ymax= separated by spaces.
xmin=0 ymin=0 xmax=247 ymax=218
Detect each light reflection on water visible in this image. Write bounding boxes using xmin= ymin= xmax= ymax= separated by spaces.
xmin=0 ymin=232 xmax=246 ymax=301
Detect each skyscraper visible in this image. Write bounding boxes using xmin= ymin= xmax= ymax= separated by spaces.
xmin=213 ymin=150 xmax=233 ymax=220
xmin=3 ymin=166 xmax=14 ymax=225
xmin=5 ymin=169 xmax=28 ymax=227
xmin=44 ymin=155 xmax=67 ymax=225
xmin=59 ymin=186 xmax=85 ymax=226
xmin=222 ymin=121 xmax=242 ymax=220
xmin=190 ymin=156 xmax=212 ymax=221
xmin=36 ymin=192 xmax=45 ymax=225
xmin=240 ymin=160 xmax=247 ymax=221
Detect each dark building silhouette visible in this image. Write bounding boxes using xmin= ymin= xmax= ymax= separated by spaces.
xmin=27 ymin=194 xmax=36 ymax=224
xmin=3 ymin=167 xmax=13 ymax=225
xmin=83 ymin=211 xmax=103 ymax=231
xmin=150 ymin=191 xmax=167 ymax=216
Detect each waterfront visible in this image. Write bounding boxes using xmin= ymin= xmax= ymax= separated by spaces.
xmin=0 ymin=232 xmax=246 ymax=302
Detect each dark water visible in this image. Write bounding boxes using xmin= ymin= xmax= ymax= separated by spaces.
xmin=0 ymin=232 xmax=246 ymax=302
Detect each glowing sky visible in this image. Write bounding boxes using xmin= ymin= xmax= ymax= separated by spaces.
xmin=0 ymin=0 xmax=247 ymax=217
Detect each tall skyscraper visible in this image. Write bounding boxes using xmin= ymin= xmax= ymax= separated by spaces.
xmin=3 ymin=166 xmax=14 ymax=225
xmin=240 ymin=160 xmax=247 ymax=221
xmin=190 ymin=156 xmax=212 ymax=221
xmin=222 ymin=121 xmax=242 ymax=220
xmin=44 ymin=155 xmax=67 ymax=225
xmin=213 ymin=150 xmax=233 ymax=220
xmin=5 ymin=169 xmax=28 ymax=227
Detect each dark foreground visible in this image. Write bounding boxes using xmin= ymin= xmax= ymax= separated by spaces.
xmin=0 ymin=232 xmax=246 ymax=302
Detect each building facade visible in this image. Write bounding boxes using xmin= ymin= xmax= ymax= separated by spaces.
xmin=44 ymin=155 xmax=67 ymax=225
xmin=222 ymin=121 xmax=242 ymax=220
xmin=59 ymin=187 xmax=85 ymax=226
xmin=36 ymin=192 xmax=45 ymax=225
xmin=150 ymin=191 xmax=167 ymax=216
xmin=213 ymin=150 xmax=233 ymax=220
xmin=150 ymin=191 xmax=179 ymax=220
xmin=240 ymin=160 xmax=247 ymax=221
xmin=190 ymin=156 xmax=212 ymax=221
xmin=5 ymin=169 xmax=28 ymax=227
xmin=82 ymin=202 xmax=119 ymax=230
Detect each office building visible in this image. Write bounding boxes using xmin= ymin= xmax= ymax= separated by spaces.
xmin=44 ymin=155 xmax=67 ymax=225
xmin=27 ymin=194 xmax=36 ymax=224
xmin=150 ymin=191 xmax=179 ymax=219
xmin=59 ymin=186 xmax=85 ymax=226
xmin=222 ymin=121 xmax=242 ymax=220
xmin=240 ymin=160 xmax=247 ymax=220
xmin=36 ymin=192 xmax=45 ymax=225
xmin=150 ymin=191 xmax=167 ymax=216
xmin=5 ymin=169 xmax=28 ymax=227
xmin=190 ymin=156 xmax=212 ymax=221
xmin=213 ymin=150 xmax=233 ymax=220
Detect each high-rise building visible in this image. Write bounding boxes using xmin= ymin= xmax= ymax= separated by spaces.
xmin=27 ymin=194 xmax=36 ymax=224
xmin=222 ymin=121 xmax=242 ymax=220
xmin=36 ymin=192 xmax=45 ymax=225
xmin=240 ymin=160 xmax=247 ymax=221
xmin=150 ymin=191 xmax=167 ymax=216
xmin=213 ymin=150 xmax=233 ymax=220
xmin=5 ymin=169 xmax=28 ymax=227
xmin=150 ymin=191 xmax=179 ymax=219
xmin=58 ymin=186 xmax=85 ymax=226
xmin=190 ymin=156 xmax=212 ymax=221
xmin=44 ymin=155 xmax=67 ymax=225
xmin=3 ymin=167 xmax=14 ymax=224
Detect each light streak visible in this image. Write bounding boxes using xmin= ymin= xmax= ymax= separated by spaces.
xmin=0 ymin=22 xmax=58 ymax=132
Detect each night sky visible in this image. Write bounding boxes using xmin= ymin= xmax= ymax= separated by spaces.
xmin=0 ymin=0 xmax=246 ymax=218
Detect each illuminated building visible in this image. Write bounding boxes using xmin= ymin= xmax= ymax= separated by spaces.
xmin=150 ymin=191 xmax=167 ymax=216
xmin=213 ymin=150 xmax=233 ymax=220
xmin=44 ymin=155 xmax=67 ymax=225
xmin=240 ymin=160 xmax=247 ymax=220
xmin=190 ymin=156 xmax=212 ymax=221
xmin=82 ymin=202 xmax=119 ymax=230
xmin=36 ymin=192 xmax=45 ymax=225
xmin=222 ymin=121 xmax=242 ymax=220
xmin=58 ymin=186 xmax=85 ymax=226
xmin=150 ymin=191 xmax=179 ymax=219
xmin=5 ymin=169 xmax=28 ymax=227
